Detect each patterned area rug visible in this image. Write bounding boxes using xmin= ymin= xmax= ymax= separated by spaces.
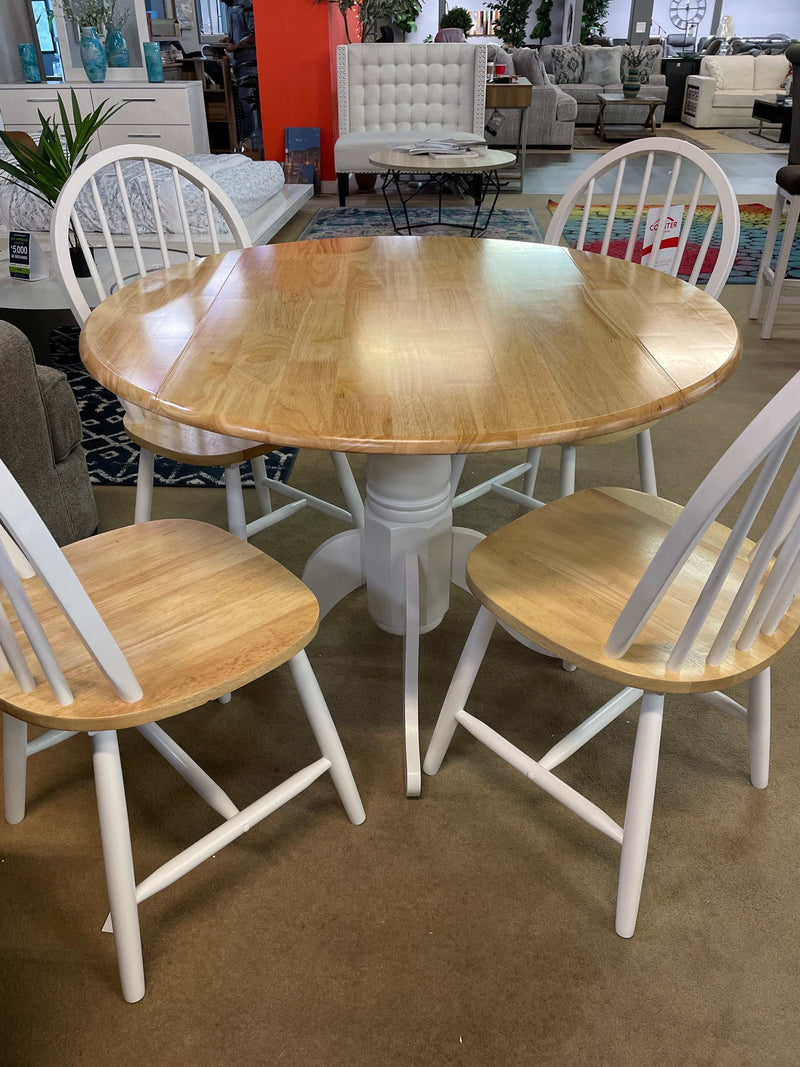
xmin=570 ymin=128 xmax=713 ymax=152
xmin=49 ymin=329 xmax=297 ymax=488
xmin=547 ymin=200 xmax=799 ymax=284
xmin=716 ymin=128 xmax=790 ymax=152
xmin=299 ymin=206 xmax=544 ymax=241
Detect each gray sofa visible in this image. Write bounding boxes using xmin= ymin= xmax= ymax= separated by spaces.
xmin=539 ymin=43 xmax=668 ymax=126
xmin=0 ymin=321 xmax=97 ymax=546
xmin=486 ymin=45 xmax=577 ymax=147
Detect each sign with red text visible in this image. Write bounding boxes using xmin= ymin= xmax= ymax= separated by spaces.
xmin=641 ymin=205 xmax=685 ymax=274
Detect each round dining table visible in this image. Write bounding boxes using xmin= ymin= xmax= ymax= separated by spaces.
xmin=79 ymin=235 xmax=742 ymax=795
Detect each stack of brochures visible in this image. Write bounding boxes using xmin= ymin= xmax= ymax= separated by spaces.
xmin=394 ymin=138 xmax=489 ymax=158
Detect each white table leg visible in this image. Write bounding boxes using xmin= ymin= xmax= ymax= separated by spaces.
xmin=303 ymin=528 xmax=365 ymax=619
xmin=303 ymin=454 xmax=455 ymax=794
xmin=404 ymin=552 xmax=422 ymax=797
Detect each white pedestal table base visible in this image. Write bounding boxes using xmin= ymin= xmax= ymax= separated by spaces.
xmin=303 ymin=454 xmax=484 ymax=796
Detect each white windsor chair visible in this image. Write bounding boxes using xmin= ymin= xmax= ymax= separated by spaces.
xmin=50 ymin=144 xmax=364 ymax=539
xmin=0 ymin=458 xmax=364 ymax=1001
xmin=450 ymin=138 xmax=740 ymax=512
xmin=426 ymin=368 xmax=800 ymax=936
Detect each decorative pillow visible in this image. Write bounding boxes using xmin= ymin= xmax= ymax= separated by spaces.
xmin=551 ymin=45 xmax=583 ymax=84
xmin=511 ymin=47 xmax=545 ymax=86
xmin=703 ymin=56 xmax=726 ymax=88
xmin=582 ymin=45 xmax=623 ymax=86
xmin=621 ymin=46 xmax=661 ymax=85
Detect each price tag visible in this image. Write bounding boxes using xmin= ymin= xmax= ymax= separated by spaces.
xmin=9 ymin=230 xmax=49 ymax=281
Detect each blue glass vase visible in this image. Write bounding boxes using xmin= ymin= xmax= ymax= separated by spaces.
xmin=143 ymin=42 xmax=164 ymax=83
xmin=18 ymin=43 xmax=41 ymax=83
xmin=80 ymin=26 xmax=107 ymax=83
xmin=105 ymin=26 xmax=130 ymax=68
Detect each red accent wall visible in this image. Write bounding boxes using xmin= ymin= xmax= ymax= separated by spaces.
xmin=253 ymin=0 xmax=357 ymax=181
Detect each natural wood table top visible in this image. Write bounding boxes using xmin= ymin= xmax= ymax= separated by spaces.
xmin=79 ymin=236 xmax=741 ymax=456
xmin=368 ymin=148 xmax=516 ymax=173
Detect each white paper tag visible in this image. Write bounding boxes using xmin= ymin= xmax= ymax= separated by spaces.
xmin=9 ymin=231 xmax=49 ymax=281
xmin=641 ymin=205 xmax=685 ymax=273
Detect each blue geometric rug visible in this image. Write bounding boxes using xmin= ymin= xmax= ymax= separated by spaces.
xmin=299 ymin=206 xmax=544 ymax=242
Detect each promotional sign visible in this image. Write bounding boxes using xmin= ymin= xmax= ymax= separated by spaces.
xmin=641 ymin=205 xmax=685 ymax=273
xmin=8 ymin=230 xmax=49 ymax=281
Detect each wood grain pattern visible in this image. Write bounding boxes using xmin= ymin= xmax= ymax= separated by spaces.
xmin=485 ymin=79 xmax=533 ymax=109
xmin=79 ymin=237 xmax=741 ymax=456
xmin=368 ymin=148 xmax=516 ymax=173
xmin=0 ymin=520 xmax=319 ymax=731
xmin=124 ymin=408 xmax=270 ymax=465
xmin=466 ymin=488 xmax=800 ymax=693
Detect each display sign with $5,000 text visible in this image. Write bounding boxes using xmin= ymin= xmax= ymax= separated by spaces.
xmin=9 ymin=230 xmax=49 ymax=281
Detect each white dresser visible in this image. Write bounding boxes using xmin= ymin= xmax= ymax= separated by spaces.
xmin=0 ymin=81 xmax=209 ymax=155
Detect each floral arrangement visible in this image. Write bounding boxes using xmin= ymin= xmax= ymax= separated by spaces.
xmin=56 ymin=0 xmax=131 ymax=29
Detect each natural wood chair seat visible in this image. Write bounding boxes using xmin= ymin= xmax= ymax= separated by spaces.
xmin=426 ymin=369 xmax=800 ymax=939
xmin=467 ymin=488 xmax=800 ymax=694
xmin=0 ymin=519 xmax=319 ymax=732
xmin=0 ymin=462 xmax=364 ymax=1002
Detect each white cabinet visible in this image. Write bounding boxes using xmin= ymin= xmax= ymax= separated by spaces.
xmin=0 ymin=82 xmax=209 ymax=154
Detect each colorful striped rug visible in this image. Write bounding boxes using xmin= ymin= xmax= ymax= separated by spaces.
xmin=547 ymin=201 xmax=799 ymax=284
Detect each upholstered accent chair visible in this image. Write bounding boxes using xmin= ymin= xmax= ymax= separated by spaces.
xmin=334 ymin=43 xmax=488 ymax=206
xmin=0 ymin=320 xmax=97 ymax=545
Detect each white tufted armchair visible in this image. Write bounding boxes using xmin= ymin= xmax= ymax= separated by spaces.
xmin=335 ymin=43 xmax=488 ymax=205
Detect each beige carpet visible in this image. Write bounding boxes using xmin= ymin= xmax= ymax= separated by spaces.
xmin=2 ymin=279 xmax=800 ymax=1064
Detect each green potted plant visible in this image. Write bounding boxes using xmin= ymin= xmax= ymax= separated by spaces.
xmin=487 ymin=0 xmax=532 ymax=49
xmin=580 ymin=0 xmax=610 ymax=43
xmin=531 ymin=0 xmax=553 ymax=45
xmin=0 ymin=90 xmax=125 ymax=274
xmin=439 ymin=6 xmax=473 ymax=35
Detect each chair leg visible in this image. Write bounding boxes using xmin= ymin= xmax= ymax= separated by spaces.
xmin=337 ymin=173 xmax=349 ymax=207
xmin=636 ymin=429 xmax=657 ymax=495
xmin=747 ymin=667 xmax=770 ymax=789
xmin=224 ymin=464 xmax=248 ymax=541
xmin=423 ymin=605 xmax=497 ymax=776
xmin=133 ymin=449 xmax=155 ymax=524
xmin=250 ymin=455 xmax=273 ymax=517
xmin=749 ymin=188 xmax=787 ymax=321
xmin=761 ymin=194 xmax=800 ymax=340
xmin=3 ymin=712 xmax=28 ymax=824
xmin=288 ymin=650 xmax=365 ymax=825
xmin=521 ymin=447 xmax=542 ymax=497
xmin=330 ymin=452 xmax=365 ymax=527
xmin=615 ymin=690 xmax=664 ymax=939
xmin=91 ymin=730 xmax=145 ymax=1003
xmin=558 ymin=444 xmax=577 ymax=497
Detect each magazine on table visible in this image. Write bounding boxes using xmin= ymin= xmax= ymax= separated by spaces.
xmin=394 ymin=138 xmax=489 ymax=158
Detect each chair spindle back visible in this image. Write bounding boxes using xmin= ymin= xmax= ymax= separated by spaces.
xmin=0 ymin=460 xmax=142 ymax=705
xmin=606 ymin=371 xmax=800 ymax=669
xmin=51 ymin=144 xmax=252 ymax=326
xmin=545 ymin=138 xmax=740 ymax=300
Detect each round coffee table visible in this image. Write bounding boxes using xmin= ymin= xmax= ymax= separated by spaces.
xmin=79 ymin=236 xmax=741 ymax=795
xmin=368 ymin=148 xmax=516 ymax=237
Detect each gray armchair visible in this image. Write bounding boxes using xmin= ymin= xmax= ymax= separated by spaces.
xmin=0 ymin=321 xmax=97 ymax=545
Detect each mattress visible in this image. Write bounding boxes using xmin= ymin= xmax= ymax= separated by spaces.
xmin=0 ymin=150 xmax=286 ymax=235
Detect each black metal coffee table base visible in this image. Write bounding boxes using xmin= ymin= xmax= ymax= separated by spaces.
xmin=751 ymin=97 xmax=793 ymax=143
xmin=378 ymin=167 xmax=506 ymax=237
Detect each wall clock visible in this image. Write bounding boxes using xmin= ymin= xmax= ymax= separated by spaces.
xmin=669 ymin=0 xmax=707 ymax=31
